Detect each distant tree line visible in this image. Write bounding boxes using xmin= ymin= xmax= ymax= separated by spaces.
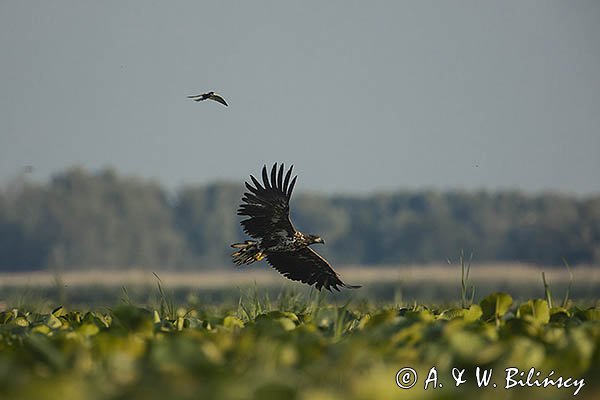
xmin=0 ymin=167 xmax=598 ymax=271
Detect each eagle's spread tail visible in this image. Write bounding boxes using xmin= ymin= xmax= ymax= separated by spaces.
xmin=231 ymin=240 xmax=264 ymax=265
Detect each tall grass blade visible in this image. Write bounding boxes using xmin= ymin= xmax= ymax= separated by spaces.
xmin=542 ymin=271 xmax=553 ymax=309
xmin=562 ymin=258 xmax=574 ymax=308
xmin=459 ymin=249 xmax=475 ymax=308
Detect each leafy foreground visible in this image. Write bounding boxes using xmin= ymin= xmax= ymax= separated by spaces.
xmin=1 ymin=292 xmax=599 ymax=400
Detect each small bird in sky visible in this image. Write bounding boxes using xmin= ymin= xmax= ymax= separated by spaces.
xmin=187 ymin=91 xmax=228 ymax=107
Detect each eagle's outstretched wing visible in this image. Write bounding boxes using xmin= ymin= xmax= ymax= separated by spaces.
xmin=266 ymin=247 xmax=361 ymax=291
xmin=237 ymin=163 xmax=297 ymax=241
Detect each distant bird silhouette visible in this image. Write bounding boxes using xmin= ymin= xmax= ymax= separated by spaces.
xmin=187 ymin=91 xmax=228 ymax=106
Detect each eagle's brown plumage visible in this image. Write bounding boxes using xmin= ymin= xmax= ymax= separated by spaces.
xmin=231 ymin=163 xmax=360 ymax=292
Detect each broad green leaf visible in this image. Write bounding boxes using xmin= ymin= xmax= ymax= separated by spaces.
xmin=254 ymin=314 xmax=297 ymax=332
xmin=550 ymin=306 xmax=570 ymax=316
xmin=52 ymin=306 xmax=66 ymax=317
xmin=277 ymin=317 xmax=297 ymax=331
xmin=77 ymin=322 xmax=100 ymax=337
xmin=264 ymin=311 xmax=299 ymax=322
xmin=439 ymin=308 xmax=465 ymax=320
xmin=364 ymin=309 xmax=397 ymax=327
xmin=439 ymin=305 xmax=482 ymax=322
xmin=112 ymin=305 xmax=152 ymax=332
xmin=31 ymin=324 xmax=51 ymax=335
xmin=223 ymin=315 xmax=244 ymax=329
xmin=464 ymin=304 xmax=483 ymax=322
xmin=549 ymin=306 xmax=570 ymax=324
xmin=518 ymin=299 xmax=550 ymax=325
xmin=404 ymin=309 xmax=435 ymax=322
xmin=46 ymin=314 xmax=63 ymax=329
xmin=480 ymin=292 xmax=513 ymax=321
xmin=582 ymin=308 xmax=600 ymax=321
xmin=503 ymin=337 xmax=546 ymax=369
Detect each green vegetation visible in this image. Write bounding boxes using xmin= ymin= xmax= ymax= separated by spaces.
xmin=0 ymin=290 xmax=599 ymax=399
xmin=1 ymin=166 xmax=599 ymax=271
xmin=1 ymin=167 xmax=598 ymax=398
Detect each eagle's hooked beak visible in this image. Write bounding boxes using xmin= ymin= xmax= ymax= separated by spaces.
xmin=315 ymin=237 xmax=325 ymax=245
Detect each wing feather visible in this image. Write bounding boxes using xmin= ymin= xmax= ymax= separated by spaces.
xmin=286 ymin=176 xmax=297 ymax=200
xmin=266 ymin=247 xmax=360 ymax=291
xmin=262 ymin=166 xmax=271 ymax=190
xmin=238 ymin=163 xmax=297 ymax=239
xmin=245 ymin=181 xmax=260 ymax=195
xmin=283 ymin=165 xmax=293 ymax=194
xmin=270 ymin=164 xmax=277 ymax=189
xmin=277 ymin=164 xmax=284 ymax=191
xmin=250 ymin=175 xmax=264 ymax=192
xmin=241 ymin=193 xmax=261 ymax=204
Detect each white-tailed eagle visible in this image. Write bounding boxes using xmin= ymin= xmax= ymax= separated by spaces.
xmin=231 ymin=163 xmax=360 ymax=291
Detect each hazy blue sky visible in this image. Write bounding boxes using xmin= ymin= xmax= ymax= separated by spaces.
xmin=1 ymin=1 xmax=599 ymax=194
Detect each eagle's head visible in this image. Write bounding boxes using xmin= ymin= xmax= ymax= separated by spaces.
xmin=308 ymin=234 xmax=325 ymax=245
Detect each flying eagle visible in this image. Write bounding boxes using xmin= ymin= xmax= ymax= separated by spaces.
xmin=231 ymin=163 xmax=360 ymax=291
xmin=187 ymin=91 xmax=228 ymax=106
